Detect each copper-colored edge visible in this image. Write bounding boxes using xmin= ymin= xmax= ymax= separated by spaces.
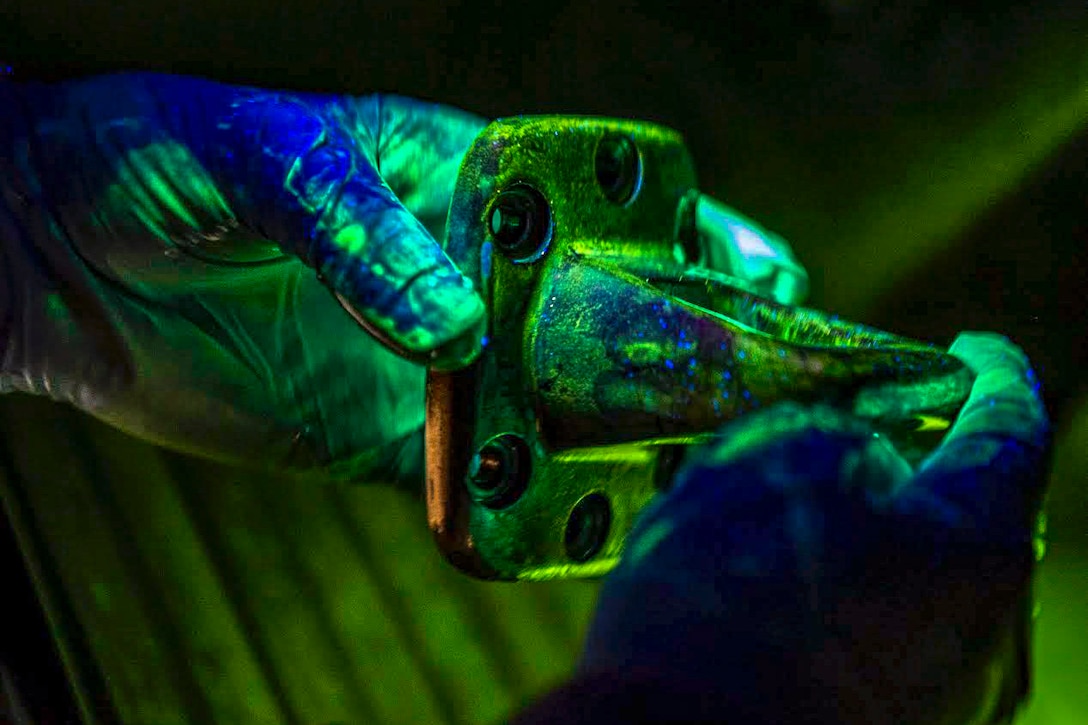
xmin=424 ymin=368 xmax=501 ymax=580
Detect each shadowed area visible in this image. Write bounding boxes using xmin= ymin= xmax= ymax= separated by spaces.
xmin=0 ymin=0 xmax=1085 ymax=722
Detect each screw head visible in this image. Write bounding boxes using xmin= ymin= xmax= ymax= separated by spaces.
xmin=486 ymin=184 xmax=553 ymax=263
xmin=467 ymin=433 xmax=531 ymax=508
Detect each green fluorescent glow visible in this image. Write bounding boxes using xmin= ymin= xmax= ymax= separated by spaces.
xmin=728 ymin=27 xmax=1088 ymax=317
xmin=100 ymin=140 xmax=233 ymax=246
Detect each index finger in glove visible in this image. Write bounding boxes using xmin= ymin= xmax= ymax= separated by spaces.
xmin=161 ymin=75 xmax=488 ymax=369
xmin=899 ymin=332 xmax=1050 ymax=541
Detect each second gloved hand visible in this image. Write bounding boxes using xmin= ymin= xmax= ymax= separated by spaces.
xmin=527 ymin=332 xmax=1050 ymax=725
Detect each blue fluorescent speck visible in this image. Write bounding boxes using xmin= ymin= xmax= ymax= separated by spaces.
xmin=480 ymin=241 xmax=493 ymax=280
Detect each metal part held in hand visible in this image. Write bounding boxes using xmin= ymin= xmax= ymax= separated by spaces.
xmin=425 ymin=116 xmax=974 ymax=581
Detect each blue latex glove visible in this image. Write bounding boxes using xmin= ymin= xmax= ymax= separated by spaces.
xmin=0 ymin=73 xmax=489 ymax=482
xmin=521 ymin=333 xmax=1050 ymax=724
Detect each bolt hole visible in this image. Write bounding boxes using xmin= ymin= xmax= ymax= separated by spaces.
xmin=486 ymin=184 xmax=553 ymax=263
xmin=595 ymin=134 xmax=642 ymax=205
xmin=565 ymin=493 xmax=612 ymax=563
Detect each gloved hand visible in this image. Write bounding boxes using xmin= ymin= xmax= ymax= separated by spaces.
xmin=0 ymin=72 xmax=490 ymax=483
xmin=0 ymin=72 xmax=810 ymax=484
xmin=518 ymin=333 xmax=1050 ymax=724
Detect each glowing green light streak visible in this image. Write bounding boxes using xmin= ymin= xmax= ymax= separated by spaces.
xmin=519 ymin=558 xmax=620 ymax=582
xmin=100 ymin=140 xmax=233 ymax=245
xmin=730 ymin=24 xmax=1088 ymax=317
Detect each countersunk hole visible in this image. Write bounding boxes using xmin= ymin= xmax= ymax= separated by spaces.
xmin=594 ymin=133 xmax=642 ymax=206
xmin=486 ymin=184 xmax=553 ymax=263
xmin=565 ymin=492 xmax=612 ymax=563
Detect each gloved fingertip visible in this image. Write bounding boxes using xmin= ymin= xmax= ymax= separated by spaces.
xmin=398 ymin=263 xmax=485 ymax=352
xmin=335 ymin=278 xmax=486 ymax=367
xmin=924 ymin=331 xmax=1050 ymax=465
xmin=948 ymin=332 xmax=1031 ymax=376
xmin=427 ymin=311 xmax=488 ymax=371
xmin=327 ymin=212 xmax=488 ymax=363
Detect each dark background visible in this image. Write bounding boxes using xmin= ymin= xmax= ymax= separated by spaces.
xmin=0 ymin=1 xmax=1085 ymax=722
